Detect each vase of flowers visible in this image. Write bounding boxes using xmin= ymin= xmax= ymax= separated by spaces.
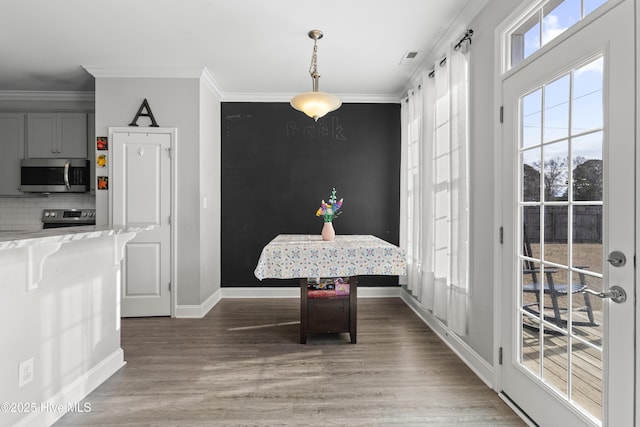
xmin=315 ymin=188 xmax=343 ymax=241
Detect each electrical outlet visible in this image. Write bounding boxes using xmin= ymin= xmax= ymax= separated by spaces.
xmin=18 ymin=358 xmax=34 ymax=387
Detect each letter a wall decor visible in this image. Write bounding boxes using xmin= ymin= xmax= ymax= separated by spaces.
xmin=129 ymin=98 xmax=159 ymax=127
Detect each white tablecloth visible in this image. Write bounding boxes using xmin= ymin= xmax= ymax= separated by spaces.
xmin=254 ymin=234 xmax=407 ymax=280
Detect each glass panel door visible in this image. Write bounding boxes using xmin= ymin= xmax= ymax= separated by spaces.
xmin=519 ymin=56 xmax=604 ymax=420
xmin=500 ymin=1 xmax=634 ymax=425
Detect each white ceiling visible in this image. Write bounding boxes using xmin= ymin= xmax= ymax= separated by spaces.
xmin=1 ymin=0 xmax=483 ymax=101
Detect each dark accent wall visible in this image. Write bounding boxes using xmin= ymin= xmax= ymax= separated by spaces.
xmin=221 ymin=102 xmax=401 ymax=287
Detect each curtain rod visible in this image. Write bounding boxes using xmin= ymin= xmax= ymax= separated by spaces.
xmin=428 ymin=29 xmax=474 ymax=78
xmin=454 ymin=29 xmax=474 ymax=51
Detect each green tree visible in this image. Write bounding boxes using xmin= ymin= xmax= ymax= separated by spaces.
xmin=543 ymin=157 xmax=568 ymax=201
xmin=522 ymin=163 xmax=540 ymax=201
xmin=573 ymin=158 xmax=603 ymax=201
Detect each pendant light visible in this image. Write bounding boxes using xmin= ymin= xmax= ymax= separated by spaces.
xmin=290 ymin=30 xmax=342 ymax=121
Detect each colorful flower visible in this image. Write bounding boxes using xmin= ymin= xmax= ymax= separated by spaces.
xmin=316 ymin=188 xmax=343 ymax=222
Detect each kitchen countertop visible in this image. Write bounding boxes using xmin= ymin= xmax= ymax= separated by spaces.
xmin=0 ymin=225 xmax=154 ymax=251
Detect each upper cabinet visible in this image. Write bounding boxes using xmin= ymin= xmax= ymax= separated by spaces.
xmin=0 ymin=113 xmax=25 ymax=195
xmin=26 ymin=113 xmax=87 ymax=158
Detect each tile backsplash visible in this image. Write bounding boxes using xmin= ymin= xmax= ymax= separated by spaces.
xmin=0 ymin=195 xmax=95 ymax=231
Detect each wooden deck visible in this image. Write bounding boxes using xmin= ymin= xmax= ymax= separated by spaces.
xmin=522 ymin=307 xmax=603 ymax=420
xmin=520 ymin=242 xmax=604 ymax=420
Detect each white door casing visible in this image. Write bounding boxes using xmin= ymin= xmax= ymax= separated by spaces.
xmin=499 ymin=1 xmax=634 ymax=426
xmin=110 ymin=127 xmax=175 ymax=317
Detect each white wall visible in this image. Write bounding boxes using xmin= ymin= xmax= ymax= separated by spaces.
xmin=400 ymin=0 xmax=516 ymax=366
xmin=199 ymin=80 xmax=222 ymax=301
xmin=462 ymin=0 xmax=515 ymax=365
xmin=93 ymin=76 xmax=221 ymax=309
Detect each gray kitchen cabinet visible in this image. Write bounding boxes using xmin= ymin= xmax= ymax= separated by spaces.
xmin=26 ymin=112 xmax=87 ymax=158
xmin=0 ymin=113 xmax=25 ymax=195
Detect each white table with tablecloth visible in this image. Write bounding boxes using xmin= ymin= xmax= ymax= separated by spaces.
xmin=255 ymin=234 xmax=406 ymax=343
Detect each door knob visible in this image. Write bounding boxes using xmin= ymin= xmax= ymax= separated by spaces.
xmin=583 ymin=285 xmax=627 ymax=304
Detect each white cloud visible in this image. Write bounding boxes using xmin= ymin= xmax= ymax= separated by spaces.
xmin=542 ymin=14 xmax=568 ymax=45
xmin=575 ymin=57 xmax=604 ymax=77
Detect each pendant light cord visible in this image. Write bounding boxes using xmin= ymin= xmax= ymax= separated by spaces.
xmin=309 ymin=38 xmax=320 ymax=91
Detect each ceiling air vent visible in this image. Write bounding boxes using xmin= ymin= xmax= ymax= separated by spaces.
xmin=399 ymin=51 xmax=420 ymax=66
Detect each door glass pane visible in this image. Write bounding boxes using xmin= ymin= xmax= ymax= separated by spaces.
xmin=573 ymin=208 xmax=602 ymax=271
xmin=572 ymin=274 xmax=603 ymax=337
xmin=522 ymin=205 xmax=541 ymax=259
xmin=521 ymin=313 xmax=542 ymax=375
xmin=543 ymin=141 xmax=569 ymax=201
xmin=572 ymin=57 xmax=604 ymax=134
xmin=544 ymin=206 xmax=568 ymax=266
xmin=541 ymin=264 xmax=570 ymax=332
xmin=544 ymin=75 xmax=570 ymax=142
xmin=522 ymin=148 xmax=541 ymax=201
xmin=523 ymin=89 xmax=542 ymax=148
xmin=572 ymin=336 xmax=603 ymax=420
xmin=522 ymin=261 xmax=541 ymax=319
xmin=572 ymin=132 xmax=603 ymax=201
xmin=542 ymin=332 xmax=569 ymax=395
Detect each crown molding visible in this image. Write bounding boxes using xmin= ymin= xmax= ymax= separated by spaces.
xmin=200 ymin=68 xmax=224 ymax=99
xmin=82 ymin=66 xmax=206 ymax=79
xmin=0 ymin=91 xmax=95 ymax=102
xmin=403 ymin=0 xmax=490 ymax=93
xmin=222 ymin=92 xmax=401 ymax=104
xmin=83 ymin=66 xmax=225 ymax=99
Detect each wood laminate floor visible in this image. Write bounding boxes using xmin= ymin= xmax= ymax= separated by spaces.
xmin=56 ymin=298 xmax=525 ymax=426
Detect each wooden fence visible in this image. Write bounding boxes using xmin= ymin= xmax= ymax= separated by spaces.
xmin=523 ymin=205 xmax=602 ymax=243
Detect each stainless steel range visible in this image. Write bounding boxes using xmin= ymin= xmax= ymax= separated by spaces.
xmin=42 ymin=208 xmax=96 ymax=229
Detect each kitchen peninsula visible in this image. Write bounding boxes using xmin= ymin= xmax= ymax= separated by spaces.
xmin=0 ymin=225 xmax=152 ymax=427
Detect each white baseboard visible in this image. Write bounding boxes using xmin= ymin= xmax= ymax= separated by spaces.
xmin=400 ymin=289 xmax=495 ymax=389
xmin=221 ymin=287 xmax=300 ymax=298
xmin=174 ymin=286 xmax=402 ymax=318
xmin=175 ymin=288 xmax=222 ymax=318
xmin=221 ymin=286 xmax=402 ymax=299
xmin=16 ymin=348 xmax=125 ymax=427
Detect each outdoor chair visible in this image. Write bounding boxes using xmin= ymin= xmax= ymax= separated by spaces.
xmin=521 ymin=226 xmax=598 ymax=331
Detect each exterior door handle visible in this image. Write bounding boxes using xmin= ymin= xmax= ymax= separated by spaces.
xmin=583 ymin=285 xmax=627 ymax=304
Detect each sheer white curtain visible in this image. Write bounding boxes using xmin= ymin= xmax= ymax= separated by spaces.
xmin=432 ymin=53 xmax=451 ymax=323
xmin=420 ymin=76 xmax=436 ymax=310
xmin=447 ymin=46 xmax=470 ymax=335
xmin=400 ymin=85 xmax=424 ymax=297
xmin=400 ymin=43 xmax=470 ymax=336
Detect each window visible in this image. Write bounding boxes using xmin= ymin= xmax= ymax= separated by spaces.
xmin=509 ymin=0 xmax=608 ymax=69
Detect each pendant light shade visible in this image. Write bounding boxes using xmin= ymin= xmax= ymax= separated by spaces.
xmin=290 ymin=91 xmax=341 ymax=121
xmin=290 ymin=30 xmax=342 ymax=121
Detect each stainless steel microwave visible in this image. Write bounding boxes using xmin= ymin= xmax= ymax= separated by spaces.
xmin=20 ymin=158 xmax=90 ymax=193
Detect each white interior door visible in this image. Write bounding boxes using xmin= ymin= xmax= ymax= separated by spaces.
xmin=111 ymin=128 xmax=173 ymax=317
xmin=500 ymin=1 xmax=634 ymax=425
